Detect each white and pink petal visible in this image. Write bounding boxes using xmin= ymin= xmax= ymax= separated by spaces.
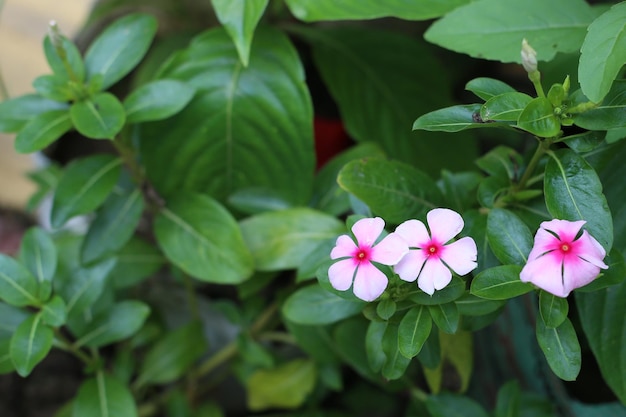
xmin=352 ymin=217 xmax=385 ymax=247
xmin=331 ymin=235 xmax=358 ymax=260
xmin=352 ymin=262 xmax=389 ymax=302
xmin=440 ymin=237 xmax=477 ymax=276
xmin=371 ymin=233 xmax=409 ymax=265
xmin=328 ymin=258 xmax=357 ymax=291
xmin=427 ymin=208 xmax=464 ymax=244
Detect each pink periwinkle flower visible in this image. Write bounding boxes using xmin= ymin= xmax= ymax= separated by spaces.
xmin=328 ymin=217 xmax=408 ymax=302
xmin=393 ymin=208 xmax=478 ymax=295
xmin=520 ymin=219 xmax=608 ymax=298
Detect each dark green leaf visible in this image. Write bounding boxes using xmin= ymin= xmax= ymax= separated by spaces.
xmin=110 ymin=237 xmax=164 ymax=289
xmin=43 ymin=35 xmax=85 ymax=82
xmin=517 ymin=98 xmax=560 ymax=138
xmin=426 ymin=393 xmax=489 ymax=417
xmin=14 ymin=109 xmax=72 ymax=153
xmin=0 ymin=340 xmax=14 ymax=374
xmin=417 ymin=328 xmax=441 ymax=369
xmin=481 ymin=92 xmax=532 ymax=122
xmin=539 ymin=290 xmax=568 ymax=328
xmin=535 ymin=317 xmax=580 ymax=381
xmin=337 ymin=158 xmax=443 ymax=224
xmin=407 ymin=276 xmax=466 ymax=306
xmin=376 ymin=299 xmax=396 ymax=320
xmin=470 ymin=265 xmax=533 ymax=300
xmin=475 ymin=146 xmax=523 ymax=180
xmin=70 ymin=93 xmax=126 ymax=139
xmin=9 ymin=314 xmax=53 ymax=377
xmin=85 ymin=13 xmax=157 ymax=90
xmin=398 ymin=306 xmax=432 ymax=358
xmin=455 ymin=293 xmax=505 ymax=316
xmin=544 ymin=149 xmax=613 ymax=251
xmin=237 ymin=334 xmax=274 ymax=368
xmin=381 ymin=321 xmax=411 ymax=380
xmin=563 ymin=131 xmax=606 ymax=153
xmin=282 ymin=285 xmax=364 ymax=325
xmin=227 ymin=188 xmax=292 ymax=215
xmin=123 ymin=79 xmax=195 ymax=123
xmin=487 ymin=208 xmax=534 ymax=266
xmin=440 ymin=170 xmax=482 ymax=213
xmin=19 ymin=227 xmax=57 ymax=301
xmin=295 ymin=238 xmax=336 ymax=282
xmin=463 ymin=210 xmax=500 ymax=273
xmin=0 ymin=254 xmax=40 ymax=307
xmin=494 ymin=380 xmax=521 ymax=417
xmin=154 ymin=193 xmax=253 ymax=284
xmin=50 ymin=154 xmax=122 ymax=228
xmin=477 ymin=176 xmax=509 ymax=208
xmin=73 ymin=373 xmax=137 ymax=417
xmin=0 ymin=94 xmax=68 ymax=133
xmin=572 ymin=81 xmax=626 ymax=130
xmin=428 ymin=303 xmax=459 ymax=334
xmin=577 ymin=248 xmax=626 ymax=292
xmin=41 ymin=295 xmax=67 ymax=327
xmin=0 ymin=302 xmax=30 ymax=339
xmin=465 ymin=77 xmax=516 ymax=101
xmin=285 ymin=321 xmax=339 ymax=365
xmin=365 ymin=320 xmax=387 ymax=373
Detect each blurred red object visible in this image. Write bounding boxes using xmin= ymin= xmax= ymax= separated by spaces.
xmin=313 ymin=116 xmax=351 ymax=170
xmin=0 ymin=210 xmax=31 ymax=255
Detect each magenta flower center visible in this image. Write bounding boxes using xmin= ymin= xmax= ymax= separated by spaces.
xmin=352 ymin=246 xmax=372 ymax=264
xmin=424 ymin=241 xmax=442 ymax=258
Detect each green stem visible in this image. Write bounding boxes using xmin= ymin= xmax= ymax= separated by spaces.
xmin=182 ymin=274 xmax=200 ymax=320
xmin=515 ymin=139 xmax=550 ymax=192
xmin=528 ymin=70 xmax=545 ymax=98
xmin=54 ymin=330 xmax=94 ymax=365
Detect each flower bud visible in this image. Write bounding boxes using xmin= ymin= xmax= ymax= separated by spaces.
xmin=48 ymin=20 xmax=63 ymax=50
xmin=521 ymin=38 xmax=537 ymax=73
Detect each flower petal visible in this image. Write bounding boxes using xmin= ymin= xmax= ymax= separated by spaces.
xmin=352 ymin=262 xmax=388 ymax=301
xmin=527 ymin=227 xmax=560 ymax=261
xmin=328 ymin=258 xmax=356 ymax=291
xmin=394 ymin=250 xmax=427 ymax=282
xmin=418 ymin=258 xmax=451 ymax=295
xmin=371 ymin=233 xmax=408 ymax=265
xmin=541 ymin=219 xmax=586 ymax=243
xmin=427 ymin=208 xmax=464 ymax=244
xmin=520 ymin=254 xmax=568 ymax=298
xmin=352 ymin=217 xmax=384 ymax=247
xmin=330 ymin=235 xmax=357 ymax=260
xmin=562 ymin=256 xmax=603 ymax=295
xmin=440 ymin=236 xmax=477 ymax=276
xmin=576 ymin=231 xmax=608 ymax=269
xmin=395 ymin=219 xmax=430 ymax=248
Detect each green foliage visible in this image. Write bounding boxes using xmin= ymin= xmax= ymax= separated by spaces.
xmin=535 ymin=317 xmax=581 ymax=381
xmin=9 ymin=314 xmax=54 ymax=377
xmin=282 ymin=285 xmax=364 ymax=325
xmin=73 ymin=373 xmax=137 ymax=417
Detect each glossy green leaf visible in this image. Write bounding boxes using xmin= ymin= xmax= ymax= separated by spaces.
xmin=544 ymin=149 xmax=613 ymax=251
xmin=398 ymin=306 xmax=432 ymax=358
xmin=563 ymin=130 xmax=606 ymax=153
xmin=70 ymin=92 xmax=126 ymax=139
xmin=376 ymin=299 xmax=396 ymax=320
xmin=9 ymin=314 xmax=53 ymax=376
xmin=123 ymin=79 xmax=195 ymax=123
xmin=73 ymin=301 xmax=150 ymax=348
xmin=240 ymin=208 xmax=343 ymax=271
xmin=136 ymin=321 xmax=207 ymax=387
xmin=517 ymin=98 xmax=560 ymax=138
xmin=0 ymin=94 xmax=68 ymax=133
xmin=539 ymin=290 xmax=568 ymax=329
xmin=14 ymin=109 xmax=72 ymax=153
xmin=227 ymin=188 xmax=292 ymax=215
xmin=579 ymin=2 xmax=626 ymax=103
xmin=110 ymin=237 xmax=164 ymax=289
xmin=41 ymin=295 xmax=67 ymax=327
xmin=425 ymin=0 xmax=595 ymax=63
xmin=470 ymin=265 xmax=533 ymax=300
xmin=73 ymin=373 xmax=137 ymax=417
xmin=33 ymin=74 xmax=73 ymax=101
xmin=0 ymin=302 xmax=30 ymax=339
xmin=576 ymin=280 xmax=626 ymax=403
xmin=50 ymin=154 xmax=122 ymax=228
xmin=480 ymin=92 xmax=532 ymax=122
xmin=428 ymin=303 xmax=459 ymax=334
xmin=282 ymin=285 xmax=364 ymax=325
xmin=487 ymin=208 xmax=533 ymax=266
xmin=81 ymin=187 xmax=144 ymax=264
xmin=0 ymin=254 xmax=40 ymax=307
xmin=494 ymin=381 xmax=521 ymax=417
xmin=365 ymin=320 xmax=387 ymax=373
xmin=578 ymin=248 xmax=626 ymax=292
xmin=285 ymin=0 xmax=469 ymax=21
xmin=413 ymin=104 xmax=510 ymax=132
xmin=426 ymin=393 xmax=489 ymax=417
xmin=465 ymin=77 xmax=516 ymax=101
xmin=338 ymin=158 xmax=444 ymax=224
xmin=535 ymin=317 xmax=580 ymax=381
xmin=407 ymin=276 xmax=466 ymax=306
xmin=140 ymin=28 xmax=314 ymax=206
xmin=381 ymin=321 xmax=411 ymax=380
xmin=18 ymin=227 xmax=57 ymax=301
xmin=211 ymin=0 xmax=268 ymax=67
xmin=43 ymin=35 xmax=85 ymax=82
xmin=455 ymin=293 xmax=505 ymax=316
xmin=85 ymin=13 xmax=157 ymax=90
xmin=154 ymin=193 xmax=253 ymax=284
xmin=572 ymin=81 xmax=626 ymax=130
xmin=247 ymin=359 xmax=316 ymax=411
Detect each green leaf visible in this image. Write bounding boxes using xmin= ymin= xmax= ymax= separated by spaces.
xmin=465 ymin=77 xmax=516 ymax=101
xmin=109 ymin=237 xmax=164 ymax=289
xmin=41 ymin=295 xmax=67 ymax=327
xmin=425 ymin=0 xmax=595 ymax=63
xmin=240 ymin=208 xmax=344 ymax=271
xmin=285 ymin=0 xmax=470 ymax=21
xmin=14 ymin=109 xmax=72 ymax=153
xmin=579 ymin=2 xmax=626 ymax=103
xmin=140 ymin=27 xmax=314 ymax=206
xmin=154 ymin=193 xmax=253 ymax=284
xmin=0 ymin=254 xmax=40 ymax=307
xmin=576 ymin=280 xmax=626 ymax=403
xmin=487 ymin=208 xmax=534 ymax=266
xmin=136 ymin=321 xmax=207 ymax=387
xmin=539 ymin=290 xmax=568 ymax=328
xmin=9 ymin=314 xmax=53 ymax=377
xmin=19 ymin=227 xmax=57 ymax=301
xmin=73 ymin=301 xmax=150 ymax=348
xmin=282 ymin=285 xmax=364 ymax=325
xmin=33 ymin=74 xmax=74 ymax=101
xmin=517 ymin=98 xmax=560 ymax=138
xmin=365 ymin=320 xmax=387 ymax=373
xmin=413 ymin=104 xmax=510 ymax=132
xmin=417 ymin=328 xmax=441 ymax=369
xmin=70 ymin=93 xmax=126 ymax=139
xmin=285 ymin=321 xmax=339 ymax=365
xmin=73 ymin=373 xmax=137 ymax=417
xmin=428 ymin=303 xmax=459 ymax=334
xmin=123 ymin=79 xmax=195 ymax=123
xmin=50 ymin=154 xmax=122 ymax=228
xmin=26 ymin=163 xmax=63 ymax=211
xmin=572 ymin=81 xmax=626 ymax=130
xmin=535 ymin=317 xmax=580 ymax=381
xmin=470 ymin=265 xmax=533 ymax=300
xmin=407 ymin=276 xmax=466 ymax=306
xmin=440 ymin=170 xmax=482 ymax=213
xmin=0 ymin=94 xmax=68 ymax=133
xmin=455 ymin=293 xmax=505 ymax=316
xmin=44 ymin=35 xmax=85 ymax=82
xmin=577 ymin=248 xmax=626 ymax=292
xmin=494 ymin=381 xmax=521 ymax=417
xmin=426 ymin=393 xmax=489 ymax=417
xmin=81 ymin=187 xmax=144 ymax=264
xmin=475 ymin=146 xmax=523 ymax=180
xmin=85 ymin=13 xmax=157 ymax=90
xmin=376 ymin=299 xmax=396 ymax=320
xmin=398 ymin=306 xmax=432 ymax=358
xmin=211 ymin=0 xmax=268 ymax=67
xmin=381 ymin=321 xmax=411 ymax=380
xmin=246 ymin=359 xmax=316 ymax=411
xmin=464 ymin=210 xmax=500 ymax=273
xmin=544 ymin=149 xmax=613 ymax=252
xmin=0 ymin=302 xmax=30 ymax=339
xmin=337 ymin=158 xmax=443 ymax=224
xmin=480 ymin=92 xmax=532 ymax=122
xmin=0 ymin=340 xmax=15 ymax=374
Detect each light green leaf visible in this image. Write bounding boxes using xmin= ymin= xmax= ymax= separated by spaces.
xmin=0 ymin=94 xmax=67 ymax=133
xmin=0 ymin=254 xmax=40 ymax=307
xmin=455 ymin=293 xmax=505 ymax=316
xmin=408 ymin=276 xmax=466 ymax=306
xmin=0 ymin=302 xmax=30 ymax=340
xmin=572 ymin=81 xmax=626 ymax=130
xmin=211 ymin=0 xmax=268 ymax=67
xmin=18 ymin=227 xmax=57 ymax=301
xmin=14 ymin=109 xmax=72 ymax=153
xmin=425 ymin=0 xmax=595 ymax=63
xmin=247 ymin=359 xmax=316 ymax=411
xmin=70 ymin=92 xmax=126 ymax=139
xmin=480 ymin=92 xmax=532 ymax=122
xmin=282 ymin=285 xmax=364 ymax=325
xmin=123 ymin=79 xmax=195 ymax=123
xmin=398 ymin=306 xmax=432 ymax=358
xmin=73 ymin=372 xmax=137 ymax=417
xmin=517 ymin=97 xmax=560 ymax=138
xmin=41 ymin=295 xmax=67 ymax=327
xmin=486 ymin=208 xmax=534 ymax=266
xmin=109 ymin=237 xmax=165 ymax=289
xmin=470 ymin=265 xmax=533 ymax=300
xmin=50 ymin=154 xmax=122 ymax=228
xmin=413 ymin=104 xmax=510 ymax=132
xmin=9 ymin=314 xmax=53 ymax=377
xmin=44 ymin=35 xmax=85 ymax=82
xmin=33 ymin=74 xmax=74 ymax=102
xmin=579 ymin=2 xmax=626 ymax=103
xmin=154 ymin=193 xmax=253 ymax=284
xmin=535 ymin=317 xmax=581 ymax=381
xmin=465 ymin=77 xmax=516 ymax=101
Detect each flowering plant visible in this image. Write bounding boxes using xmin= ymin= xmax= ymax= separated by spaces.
xmin=0 ymin=0 xmax=625 ymax=416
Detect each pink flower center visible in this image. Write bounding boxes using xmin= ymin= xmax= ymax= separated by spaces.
xmin=352 ymin=246 xmax=372 ymax=264
xmin=424 ymin=242 xmax=442 ymax=258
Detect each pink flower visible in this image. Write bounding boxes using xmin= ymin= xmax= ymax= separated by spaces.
xmin=329 ymin=217 xmax=408 ymax=302
xmin=393 ymin=208 xmax=477 ymax=295
xmin=520 ymin=219 xmax=608 ymax=298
